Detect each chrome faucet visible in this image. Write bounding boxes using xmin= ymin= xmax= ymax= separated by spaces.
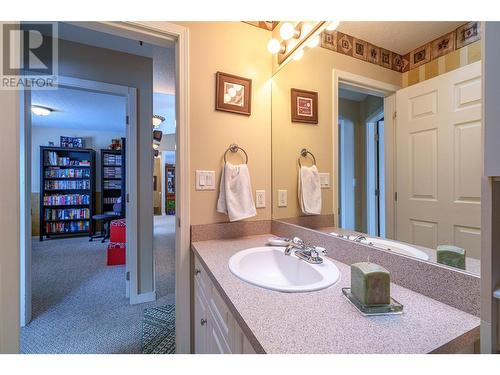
xmin=353 ymin=235 xmax=367 ymax=242
xmin=284 ymin=237 xmax=327 ymax=264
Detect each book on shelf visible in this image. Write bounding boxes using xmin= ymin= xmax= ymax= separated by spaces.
xmin=44 ymin=167 xmax=90 ymax=178
xmin=44 ymin=208 xmax=90 ymax=220
xmin=45 ymin=151 xmax=91 ymax=167
xmin=44 ymin=179 xmax=90 ymax=190
xmin=103 ymin=166 xmax=122 ymax=178
xmin=104 ymin=180 xmax=122 ymax=189
xmin=45 ymin=220 xmax=89 ymax=234
xmin=43 ymin=194 xmax=90 ymax=206
xmin=103 ymin=153 xmax=122 ymax=166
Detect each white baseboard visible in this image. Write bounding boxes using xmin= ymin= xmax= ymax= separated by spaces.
xmin=130 ymin=291 xmax=156 ymax=305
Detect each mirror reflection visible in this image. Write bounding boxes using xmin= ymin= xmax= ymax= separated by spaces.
xmin=272 ymin=22 xmax=482 ymax=275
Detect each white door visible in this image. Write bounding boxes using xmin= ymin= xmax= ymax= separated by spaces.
xmin=339 ymin=118 xmax=356 ymax=230
xmin=395 ymin=61 xmax=481 ymax=259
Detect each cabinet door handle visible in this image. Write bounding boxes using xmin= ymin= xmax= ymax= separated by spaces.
xmin=195 ymin=268 xmax=201 ymax=275
xmin=200 ymin=318 xmax=207 ymax=326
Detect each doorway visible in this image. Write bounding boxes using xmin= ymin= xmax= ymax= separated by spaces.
xmin=337 ymin=86 xmax=384 ymax=235
xmin=18 ymin=21 xmax=188 ymax=353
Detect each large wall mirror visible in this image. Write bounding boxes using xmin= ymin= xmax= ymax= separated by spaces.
xmin=271 ymin=22 xmax=482 ymax=276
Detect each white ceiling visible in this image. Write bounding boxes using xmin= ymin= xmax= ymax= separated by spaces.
xmin=336 ymin=21 xmax=465 ymax=55
xmin=32 ymin=87 xmax=176 ymax=134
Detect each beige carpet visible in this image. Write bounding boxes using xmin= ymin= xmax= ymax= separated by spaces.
xmin=21 ymin=215 xmax=176 ymax=354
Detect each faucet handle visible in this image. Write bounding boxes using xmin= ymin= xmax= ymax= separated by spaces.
xmin=291 ymin=237 xmax=304 ymax=246
xmin=315 ymin=246 xmax=327 ymax=255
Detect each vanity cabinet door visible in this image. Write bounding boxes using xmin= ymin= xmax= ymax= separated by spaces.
xmin=194 ymin=277 xmax=209 ymax=354
xmin=193 ymin=254 xmax=256 ymax=354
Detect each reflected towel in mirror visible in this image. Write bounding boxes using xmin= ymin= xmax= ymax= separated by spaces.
xmin=217 ymin=162 xmax=257 ymax=222
xmin=298 ymin=165 xmax=321 ymax=215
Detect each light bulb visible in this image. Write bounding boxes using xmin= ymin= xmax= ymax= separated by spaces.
xmin=307 ymin=35 xmax=320 ymax=48
xmin=326 ymin=21 xmax=340 ymax=31
xmin=152 ymin=143 xmax=159 ymax=150
xmin=280 ymin=22 xmax=297 ymax=40
xmin=301 ymin=23 xmax=313 ymax=36
xmin=267 ymin=38 xmax=282 ymax=54
xmin=293 ymin=49 xmax=304 ymax=61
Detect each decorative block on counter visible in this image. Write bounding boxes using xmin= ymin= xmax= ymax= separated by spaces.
xmin=437 ymin=245 xmax=465 ymax=270
xmin=351 ymin=262 xmax=391 ymax=306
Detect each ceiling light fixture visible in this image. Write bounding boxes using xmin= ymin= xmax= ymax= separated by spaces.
xmin=31 ymin=105 xmax=52 ymax=116
xmin=326 ymin=21 xmax=340 ymax=31
xmin=152 ymin=114 xmax=165 ymax=128
xmin=280 ymin=22 xmax=300 ymax=40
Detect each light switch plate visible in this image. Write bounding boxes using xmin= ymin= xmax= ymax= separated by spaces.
xmin=255 ymin=190 xmax=266 ymax=208
xmin=195 ymin=170 xmax=216 ymax=190
xmin=319 ymin=173 xmax=330 ymax=188
xmin=278 ymin=190 xmax=287 ymax=207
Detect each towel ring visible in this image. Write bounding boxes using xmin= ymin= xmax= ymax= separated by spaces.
xmin=298 ymin=148 xmax=316 ymax=167
xmin=224 ymin=144 xmax=249 ymax=164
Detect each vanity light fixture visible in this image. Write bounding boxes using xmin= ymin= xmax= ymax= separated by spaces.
xmin=280 ymin=22 xmax=300 ymax=40
xmin=267 ymin=38 xmax=285 ymax=54
xmin=307 ymin=35 xmax=320 ymax=48
xmin=152 ymin=114 xmax=165 ymax=128
xmin=293 ymin=49 xmax=304 ymax=61
xmin=31 ymin=105 xmax=52 ymax=116
xmin=326 ymin=21 xmax=340 ymax=31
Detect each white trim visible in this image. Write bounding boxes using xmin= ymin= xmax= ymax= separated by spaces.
xmin=130 ymin=291 xmax=156 ymax=305
xmin=332 ymin=69 xmax=400 ymax=230
xmin=20 ymin=75 xmax=139 ymax=320
xmin=19 ymin=88 xmax=32 ymax=327
xmin=383 ymin=95 xmax=396 ymax=239
xmin=108 ymin=21 xmax=192 ymax=354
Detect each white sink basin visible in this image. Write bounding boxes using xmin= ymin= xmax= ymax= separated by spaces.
xmin=228 ymin=246 xmax=340 ymax=292
xmin=363 ymin=237 xmax=430 ymax=261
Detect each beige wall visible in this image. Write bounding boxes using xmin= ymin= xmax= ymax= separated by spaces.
xmin=176 ymin=22 xmax=272 ymax=225
xmin=272 ymin=46 xmax=400 ymax=220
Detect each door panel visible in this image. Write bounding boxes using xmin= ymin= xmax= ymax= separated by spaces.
xmin=396 ymin=62 xmax=481 ymax=259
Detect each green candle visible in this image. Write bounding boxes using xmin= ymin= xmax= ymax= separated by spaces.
xmin=437 ymin=245 xmax=465 ymax=270
xmin=351 ymin=262 xmax=391 ymax=306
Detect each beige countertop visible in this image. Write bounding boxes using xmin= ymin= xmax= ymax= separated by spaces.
xmin=192 ymin=234 xmax=480 ymax=354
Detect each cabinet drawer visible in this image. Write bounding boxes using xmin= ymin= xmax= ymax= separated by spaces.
xmin=194 ymin=256 xmax=209 ymax=296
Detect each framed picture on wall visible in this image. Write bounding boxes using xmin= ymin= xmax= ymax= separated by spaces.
xmin=291 ymin=88 xmax=318 ymax=124
xmin=215 ymin=71 xmax=252 ymax=116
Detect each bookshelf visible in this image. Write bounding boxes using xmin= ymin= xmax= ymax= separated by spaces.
xmin=39 ymin=146 xmax=96 ymax=241
xmin=165 ymin=164 xmax=175 ymax=215
xmin=100 ymin=142 xmax=126 ymax=217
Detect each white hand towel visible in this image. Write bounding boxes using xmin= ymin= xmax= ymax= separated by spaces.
xmin=217 ymin=162 xmax=257 ymax=222
xmin=298 ymin=165 xmax=321 ymax=215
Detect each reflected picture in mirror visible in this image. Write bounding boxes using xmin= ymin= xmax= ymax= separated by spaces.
xmin=271 ymin=23 xmax=482 ymax=275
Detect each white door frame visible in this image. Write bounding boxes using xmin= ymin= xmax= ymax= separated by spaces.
xmin=21 ymin=75 xmax=138 ymax=324
xmin=332 ymin=70 xmax=400 ymax=234
xmin=17 ymin=21 xmax=191 ymax=353
xmin=93 ymin=21 xmax=191 ymax=354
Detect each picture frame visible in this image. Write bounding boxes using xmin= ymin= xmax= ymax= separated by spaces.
xmin=215 ymin=71 xmax=252 ymax=116
xmin=291 ymin=88 xmax=318 ymax=124
xmin=60 ymin=136 xmax=84 ymax=148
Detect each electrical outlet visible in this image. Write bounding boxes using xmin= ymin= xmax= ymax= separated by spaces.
xmin=255 ymin=190 xmax=266 ymax=208
xmin=278 ymin=190 xmax=287 ymax=207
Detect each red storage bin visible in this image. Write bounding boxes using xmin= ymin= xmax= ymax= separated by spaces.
xmin=110 ymin=218 xmax=126 ymax=243
xmin=107 ymin=241 xmax=126 ymax=266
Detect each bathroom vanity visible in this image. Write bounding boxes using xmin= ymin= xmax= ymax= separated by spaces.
xmin=191 ymin=223 xmax=480 ymax=354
